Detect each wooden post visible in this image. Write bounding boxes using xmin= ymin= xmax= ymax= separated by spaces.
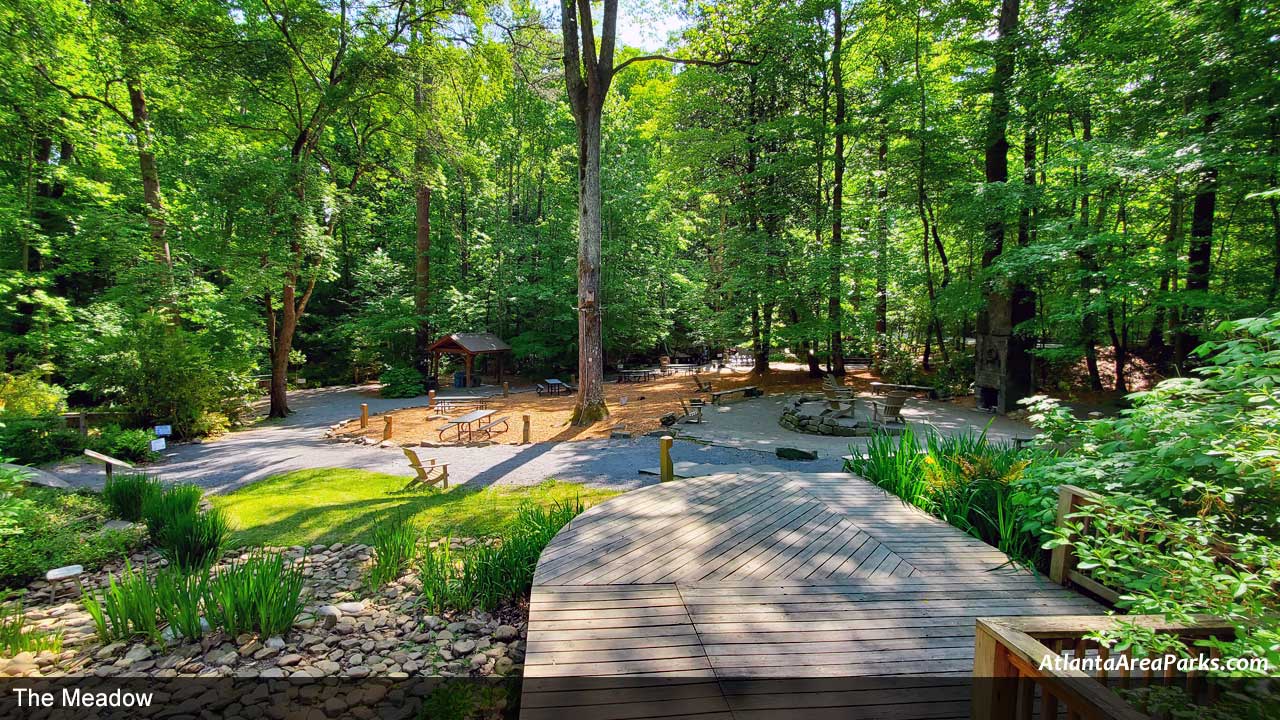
xmin=383 ymin=415 xmax=394 ymax=441
xmin=464 ymin=353 xmax=473 ymax=388
xmin=1049 ymin=484 xmax=1096 ymax=585
xmin=659 ymin=436 xmax=674 ymax=483
xmin=360 ymin=404 xmax=369 ymax=429
xmin=78 ymin=412 xmax=88 ymax=437
xmin=503 ymin=381 xmax=510 ymax=398
xmin=522 ymin=415 xmax=531 ymax=444
xmin=428 ymin=390 xmax=436 ymax=408
xmin=971 ymin=621 xmax=1019 ymax=719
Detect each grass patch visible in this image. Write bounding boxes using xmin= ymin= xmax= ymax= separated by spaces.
xmin=210 ymin=469 xmax=618 ymax=547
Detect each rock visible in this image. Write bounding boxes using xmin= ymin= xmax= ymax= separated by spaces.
xmin=265 ymin=636 xmax=287 ymax=650
xmin=451 ymin=639 xmax=475 ymax=655
xmin=122 ymin=645 xmax=152 ymax=663
xmin=317 ymin=605 xmax=342 ymax=628
xmin=336 ymin=600 xmax=365 ymax=615
xmin=494 ymin=625 xmax=519 ymax=642
xmin=260 ymin=667 xmax=286 ymax=678
xmin=314 ymin=660 xmax=341 ymax=675
xmin=206 ymin=646 xmax=238 ymax=666
xmin=276 ymin=654 xmax=303 ymax=667
xmin=776 ymin=447 xmax=818 ymax=461
xmin=494 ymin=657 xmax=515 ymax=675
xmin=347 ymin=665 xmax=371 ymax=678
xmin=96 ymin=642 xmax=127 ymax=660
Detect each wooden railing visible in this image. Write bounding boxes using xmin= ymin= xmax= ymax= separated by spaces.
xmin=1048 ymin=484 xmax=1122 ymax=605
xmin=972 ymin=614 xmax=1237 ymax=720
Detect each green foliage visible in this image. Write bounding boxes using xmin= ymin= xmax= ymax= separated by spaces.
xmin=0 ymin=462 xmax=33 ymax=537
xmin=0 ymin=487 xmax=143 ymax=587
xmin=141 ymin=484 xmax=203 ymax=540
xmin=1020 ymin=313 xmax=1280 ymax=690
xmin=154 ymin=507 xmax=229 ymax=571
xmin=102 ymin=473 xmax=161 ymax=522
xmin=366 ymin=518 xmax=418 ymax=591
xmin=0 ymin=372 xmax=65 ymax=417
xmin=88 ymin=425 xmax=158 ymax=464
xmin=847 ymin=427 xmax=1032 ymax=562
xmin=378 ymin=366 xmax=425 ymax=398
xmin=0 ymin=592 xmax=62 ymax=655
xmin=417 ymin=499 xmax=583 ymax=614
xmin=0 ymin=416 xmax=86 ymax=465
xmin=82 ymin=560 xmax=161 ymax=643
xmin=153 ymin=569 xmax=206 ymax=643
xmin=202 ymin=549 xmax=307 ymax=637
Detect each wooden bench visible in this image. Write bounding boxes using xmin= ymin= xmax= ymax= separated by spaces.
xmin=710 ymin=386 xmax=762 ymax=404
xmin=843 ymin=356 xmax=873 ymax=368
xmin=403 ymin=447 xmax=449 ymax=490
xmin=475 ymin=416 xmax=509 ymax=440
xmin=434 ymin=398 xmax=487 ymax=412
xmin=869 ymin=381 xmax=935 ymax=398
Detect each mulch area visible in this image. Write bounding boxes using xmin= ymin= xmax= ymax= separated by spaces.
xmin=334 ymin=367 xmax=875 ymax=447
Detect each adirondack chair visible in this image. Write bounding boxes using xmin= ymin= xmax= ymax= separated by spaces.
xmin=692 ymin=373 xmax=713 ymax=393
xmin=402 ymin=447 xmax=449 ymax=490
xmin=870 ymin=392 xmax=909 ymax=425
xmin=679 ymin=398 xmax=706 ymax=423
xmin=822 ymin=375 xmax=855 ymax=399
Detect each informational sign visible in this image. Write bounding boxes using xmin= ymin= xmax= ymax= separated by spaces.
xmin=150 ymin=438 xmax=167 ymax=453
xmin=154 ymin=425 xmax=172 ymax=437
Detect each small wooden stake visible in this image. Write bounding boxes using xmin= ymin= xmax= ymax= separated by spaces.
xmin=503 ymin=381 xmax=510 ymax=398
xmin=659 ymin=436 xmax=674 ymax=483
xmin=428 ymin=389 xmax=436 ymax=408
xmin=522 ymin=415 xmax=531 ymax=444
xmin=383 ymin=415 xmax=394 ymax=441
xmin=360 ymin=404 xmax=369 ymax=429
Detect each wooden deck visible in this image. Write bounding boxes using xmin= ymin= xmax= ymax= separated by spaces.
xmin=521 ymin=470 xmax=1104 ymax=719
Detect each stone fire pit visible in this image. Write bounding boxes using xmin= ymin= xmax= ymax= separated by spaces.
xmin=777 ymin=395 xmax=903 ymax=437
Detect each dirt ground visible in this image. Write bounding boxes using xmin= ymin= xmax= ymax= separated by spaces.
xmin=335 ymin=367 xmax=876 ymax=447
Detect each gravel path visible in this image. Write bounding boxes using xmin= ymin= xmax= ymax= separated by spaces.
xmin=50 ymin=386 xmax=843 ymax=494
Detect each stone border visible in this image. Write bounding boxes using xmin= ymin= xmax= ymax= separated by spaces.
xmin=778 ymin=395 xmax=902 ymax=437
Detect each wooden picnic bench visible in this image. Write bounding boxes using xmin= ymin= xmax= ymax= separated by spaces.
xmin=438 ymin=408 xmax=496 ymax=443
xmin=617 ymin=369 xmax=656 ymax=383
xmin=537 ymin=379 xmax=574 ymax=396
xmin=433 ymin=397 xmax=487 ymax=412
xmin=402 ymin=447 xmax=449 ymax=490
xmin=710 ymin=385 xmax=762 ymax=404
xmin=475 ymin=415 xmax=510 ymax=440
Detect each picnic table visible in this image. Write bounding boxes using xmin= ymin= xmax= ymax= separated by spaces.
xmin=433 ymin=397 xmax=488 ymax=412
xmin=541 ymin=379 xmax=571 ymax=396
xmin=438 ymin=408 xmax=497 ymax=443
xmin=618 ymin=369 xmax=656 ymax=383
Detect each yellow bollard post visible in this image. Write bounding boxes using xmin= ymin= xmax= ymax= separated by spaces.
xmin=522 ymin=415 xmax=531 ymax=445
xmin=360 ymin=404 xmax=369 ymax=429
xmin=659 ymin=436 xmax=674 ymax=483
xmin=383 ymin=415 xmax=394 ymax=441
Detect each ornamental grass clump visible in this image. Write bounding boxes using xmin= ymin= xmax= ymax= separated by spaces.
xmin=81 ymin=560 xmax=161 ymax=642
xmin=153 ymin=569 xmax=206 ymax=642
xmin=366 ymin=518 xmax=418 ymax=591
xmin=154 ymin=507 xmax=229 ymax=570
xmin=417 ymin=499 xmax=583 ymax=614
xmin=0 ymin=592 xmax=62 ymax=654
xmin=102 ymin=473 xmax=161 ymax=522
xmin=141 ymin=483 xmax=203 ymax=539
xmin=202 ymin=549 xmax=307 ymax=637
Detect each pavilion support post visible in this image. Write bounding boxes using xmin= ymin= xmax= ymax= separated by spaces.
xmin=465 ymin=353 xmax=473 ymax=388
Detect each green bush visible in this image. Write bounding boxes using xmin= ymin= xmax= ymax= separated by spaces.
xmin=0 ymin=487 xmax=143 ymax=587
xmin=0 ymin=592 xmax=62 ymax=654
xmin=102 ymin=473 xmax=162 ymax=522
xmin=366 ymin=518 xmax=418 ymax=591
xmin=0 ymin=462 xmax=34 ymax=537
xmin=203 ymin=550 xmax=307 ymax=637
xmin=418 ymin=499 xmax=583 ymax=613
xmin=154 ymin=508 xmax=229 ymax=570
xmin=141 ymin=484 xmax=203 ymax=540
xmin=379 ymin=366 xmax=425 ymax=398
xmin=81 ymin=560 xmax=161 ymax=643
xmin=0 ymin=416 xmax=85 ymax=465
xmin=0 ymin=371 xmax=66 ymax=417
xmin=88 ymin=425 xmax=158 ymax=464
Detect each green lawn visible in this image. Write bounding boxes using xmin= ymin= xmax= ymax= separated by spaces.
xmin=210 ymin=469 xmax=620 ymax=547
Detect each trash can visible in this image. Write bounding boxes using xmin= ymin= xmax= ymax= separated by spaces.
xmin=453 ymin=371 xmax=466 ymax=388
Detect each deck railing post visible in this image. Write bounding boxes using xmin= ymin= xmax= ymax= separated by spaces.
xmin=360 ymin=403 xmax=369 ymax=429
xmin=972 ymin=620 xmax=1020 ymax=719
xmin=1050 ymin=484 xmax=1098 ymax=586
xmin=659 ymin=436 xmax=674 ymax=483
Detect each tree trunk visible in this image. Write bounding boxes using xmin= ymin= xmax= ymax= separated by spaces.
xmin=1177 ymin=74 xmax=1229 ymax=368
xmin=126 ymin=74 xmax=172 ymax=275
xmin=1077 ymin=106 xmax=1103 ymax=391
xmin=874 ymin=118 xmax=889 ymax=367
xmin=1148 ymin=183 xmax=1183 ymax=352
xmin=828 ymin=0 xmax=846 ymax=376
xmin=570 ymin=97 xmax=608 ymax=424
xmin=414 ymin=73 xmax=433 ymax=381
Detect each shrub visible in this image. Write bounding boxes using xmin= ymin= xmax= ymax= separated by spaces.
xmin=418 ymin=499 xmax=583 ymax=613
xmin=203 ymin=550 xmax=307 ymax=637
xmin=379 ymin=366 xmax=425 ymax=398
xmin=88 ymin=425 xmax=158 ymax=464
xmin=81 ymin=560 xmax=161 ymax=643
xmin=102 ymin=474 xmax=162 ymax=522
xmin=0 ymin=592 xmax=62 ymax=654
xmin=154 ymin=508 xmax=229 ymax=570
xmin=366 ymin=518 xmax=418 ymax=591
xmin=141 ymin=484 xmax=203 ymax=540
xmin=0 ymin=462 xmax=34 ymax=537
xmin=0 ymin=487 xmax=143 ymax=587
xmin=0 ymin=371 xmax=66 ymax=417
xmin=0 ymin=416 xmax=85 ymax=465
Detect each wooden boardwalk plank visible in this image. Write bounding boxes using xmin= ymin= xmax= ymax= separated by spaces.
xmin=520 ymin=469 xmax=1105 ymax=719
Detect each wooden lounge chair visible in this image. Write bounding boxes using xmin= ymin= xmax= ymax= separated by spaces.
xmin=678 ymin=399 xmax=705 ymax=424
xmin=402 ymin=447 xmax=449 ymax=490
xmin=692 ymin=373 xmax=712 ymax=393
xmin=870 ymin=392 xmax=909 ymax=425
xmin=822 ymin=375 xmax=855 ymax=399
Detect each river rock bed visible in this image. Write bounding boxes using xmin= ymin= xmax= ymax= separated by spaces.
xmin=3 ymin=541 xmax=527 ymax=681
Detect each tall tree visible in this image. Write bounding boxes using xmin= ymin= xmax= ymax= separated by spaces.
xmin=827 ymin=0 xmax=846 ymax=376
